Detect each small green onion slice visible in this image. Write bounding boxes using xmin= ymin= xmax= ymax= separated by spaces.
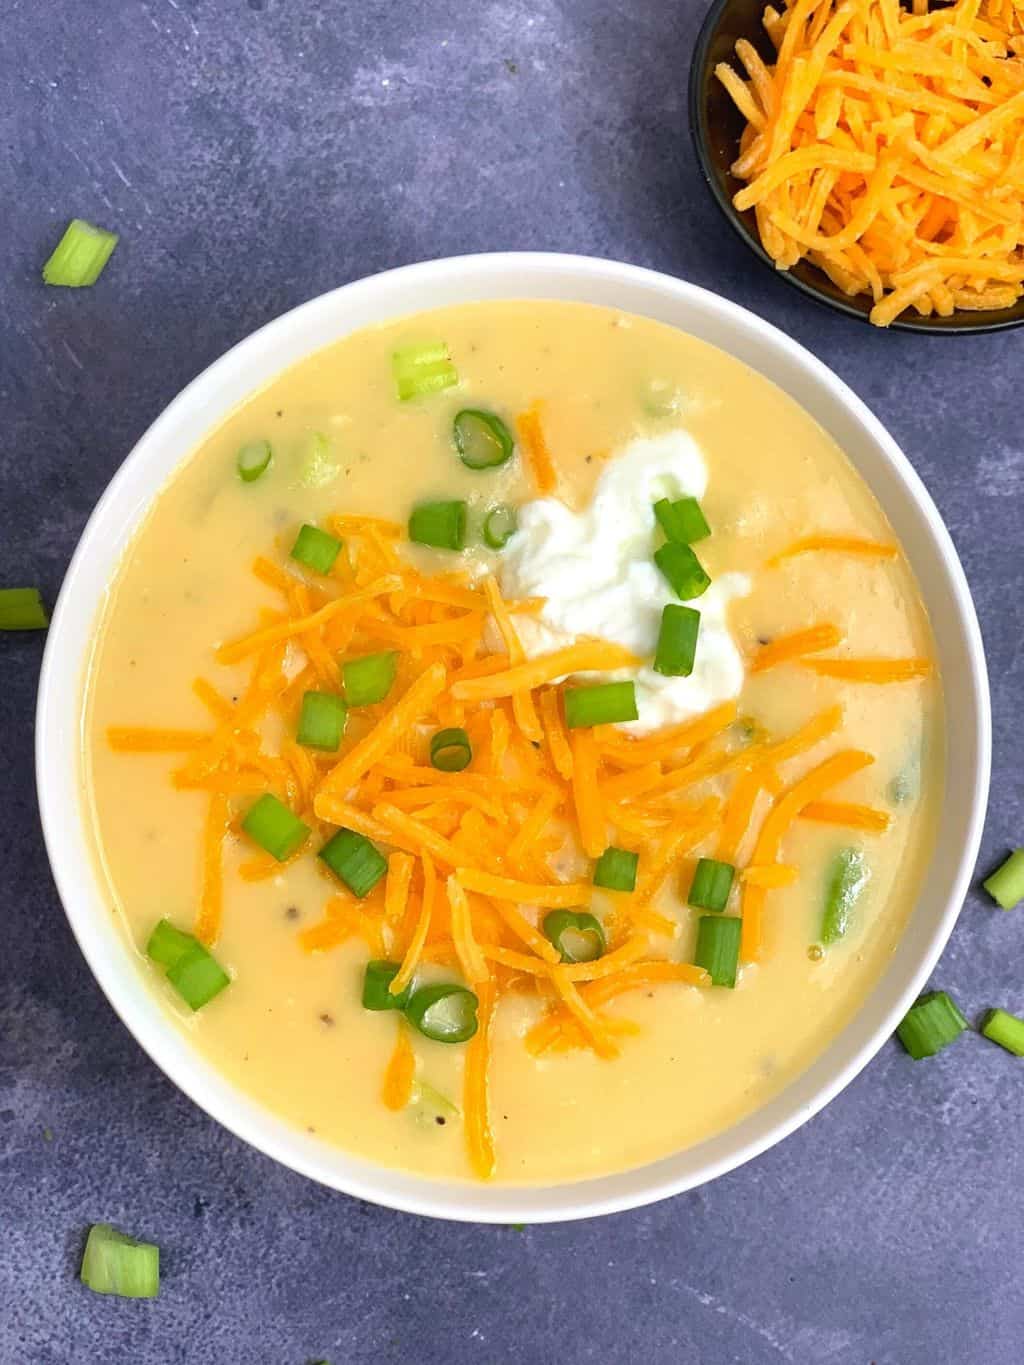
xmin=43 ymin=218 xmax=119 ymax=287
xmin=145 ymin=918 xmax=197 ymax=970
xmin=362 ymin=959 xmax=412 ymax=1011
xmin=694 ymin=915 xmax=741 ymax=987
xmin=980 ymin=1007 xmax=1024 ymax=1056
xmin=688 ymin=858 xmax=736 ymax=913
xmin=654 ymin=604 xmax=701 ymax=677
xmin=482 ymin=504 xmax=518 ymax=550
xmin=409 ymin=500 xmax=467 ymax=551
xmin=430 ymin=727 xmax=472 ymax=773
xmin=542 ymin=910 xmax=606 ymax=964
xmin=983 ymin=849 xmax=1024 ymax=910
xmin=166 ymin=942 xmax=231 ymax=1011
xmin=296 ymin=431 xmax=339 ymax=488
xmin=654 ymin=541 xmax=711 ymax=600
xmin=80 ymin=1224 xmax=159 ymax=1299
xmin=290 ymin=523 xmax=342 ymax=575
xmin=392 ymin=341 xmax=459 ymax=401
xmin=564 ymin=680 xmax=638 ymax=729
xmin=319 ymin=828 xmax=387 ymax=898
xmin=242 ymin=793 xmax=310 ymax=862
xmin=593 ymin=846 xmax=638 ymax=892
xmin=453 ymin=409 xmax=515 ymax=470
xmin=896 ymin=990 xmax=968 ymax=1059
xmin=654 ymin=496 xmax=711 ymax=544
xmin=343 ymin=651 xmax=398 ymax=706
xmin=406 ymin=983 xmax=479 ymax=1044
xmin=0 ymin=587 xmax=49 ymax=631
xmin=821 ymin=847 xmax=870 ymax=944
xmin=236 ymin=439 xmax=272 ymax=483
xmin=297 ymin=690 xmax=348 ymax=751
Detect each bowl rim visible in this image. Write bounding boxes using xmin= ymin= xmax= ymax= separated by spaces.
xmin=36 ymin=251 xmax=991 ymax=1222
xmin=688 ymin=0 xmax=1024 ymax=336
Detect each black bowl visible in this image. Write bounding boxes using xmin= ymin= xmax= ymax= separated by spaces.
xmin=688 ymin=0 xmax=1024 ymax=334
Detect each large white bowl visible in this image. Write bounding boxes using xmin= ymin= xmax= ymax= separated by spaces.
xmin=37 ymin=253 xmax=990 ymax=1223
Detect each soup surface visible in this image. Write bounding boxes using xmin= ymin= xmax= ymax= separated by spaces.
xmin=84 ymin=301 xmax=942 ymax=1185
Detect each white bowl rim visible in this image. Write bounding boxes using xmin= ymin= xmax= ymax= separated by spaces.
xmin=36 ymin=251 xmax=991 ymax=1223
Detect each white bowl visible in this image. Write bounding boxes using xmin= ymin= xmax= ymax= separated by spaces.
xmin=36 ymin=253 xmax=990 ymax=1223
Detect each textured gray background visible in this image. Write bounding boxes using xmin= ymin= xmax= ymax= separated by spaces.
xmin=2 ymin=2 xmax=1022 ymax=1362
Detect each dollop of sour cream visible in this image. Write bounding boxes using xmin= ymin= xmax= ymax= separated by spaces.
xmin=499 ymin=430 xmax=750 ymax=736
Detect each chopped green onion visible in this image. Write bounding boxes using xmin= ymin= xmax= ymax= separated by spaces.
xmin=296 ymin=431 xmax=339 ymax=488
xmin=242 ymin=793 xmax=310 ymax=862
xmin=654 ymin=496 xmax=711 ymax=544
xmin=145 ymin=918 xmax=197 ymax=970
xmin=290 ymin=523 xmax=342 ymax=575
xmin=166 ymin=942 xmax=231 ymax=1011
xmin=694 ymin=915 xmax=741 ymax=987
xmin=641 ymin=378 xmax=683 ymax=417
xmin=343 ymin=651 xmax=398 ymax=706
xmin=980 ymin=1007 xmax=1024 ymax=1056
xmin=688 ymin=858 xmax=735 ymax=913
xmin=42 ymin=219 xmax=119 ymax=287
xmin=654 ymin=603 xmax=701 ymax=677
xmin=593 ymin=846 xmax=638 ymax=892
xmin=237 ymin=440 xmax=272 ymax=483
xmin=453 ymin=409 xmax=515 ymax=470
xmin=564 ymin=681 xmax=638 ymax=729
xmin=542 ymin=910 xmax=606 ymax=963
xmin=362 ymin=959 xmax=412 ymax=1011
xmin=297 ymin=690 xmax=348 ymax=751
xmin=412 ymin=1079 xmax=461 ymax=1127
xmin=0 ymin=587 xmax=49 ymax=631
xmin=821 ymin=847 xmax=870 ymax=944
xmin=406 ymin=983 xmax=479 ymax=1044
xmin=896 ymin=990 xmax=968 ymax=1059
xmin=319 ymin=828 xmax=387 ymax=897
xmin=888 ymin=741 xmax=922 ymax=805
xmin=430 ymin=727 xmax=472 ymax=772
xmin=409 ymin=500 xmax=467 ymax=551
xmin=392 ymin=342 xmax=459 ymax=401
xmin=80 ymin=1224 xmax=159 ymax=1299
xmin=983 ymin=849 xmax=1024 ymax=910
xmin=482 ymin=504 xmax=518 ymax=550
xmin=654 ymin=541 xmax=711 ymax=600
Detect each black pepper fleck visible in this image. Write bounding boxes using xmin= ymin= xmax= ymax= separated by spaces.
xmin=285 ymin=906 xmax=300 ymax=921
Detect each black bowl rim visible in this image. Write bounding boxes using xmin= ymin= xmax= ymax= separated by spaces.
xmin=687 ymin=0 xmax=1024 ymax=336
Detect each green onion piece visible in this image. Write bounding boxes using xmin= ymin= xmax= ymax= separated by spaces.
xmin=896 ymin=990 xmax=968 ymax=1059
xmin=983 ymin=849 xmax=1024 ymax=910
xmin=362 ymin=959 xmax=412 ymax=1011
xmin=412 ymin=1079 xmax=461 ymax=1128
xmin=888 ymin=742 xmax=922 ymax=805
xmin=242 ymin=793 xmax=310 ymax=862
xmin=453 ymin=409 xmax=515 ymax=470
xmin=406 ymin=983 xmax=479 ymax=1044
xmin=145 ymin=918 xmax=197 ymax=970
xmin=297 ymin=690 xmax=348 ymax=751
xmin=392 ymin=342 xmax=459 ymax=401
xmin=409 ymin=500 xmax=467 ymax=551
xmin=430 ymin=727 xmax=472 ymax=773
xmin=821 ymin=847 xmax=870 ymax=944
xmin=542 ymin=910 xmax=606 ymax=963
xmin=482 ymin=504 xmax=518 ymax=550
xmin=295 ymin=430 xmax=339 ymax=488
xmin=42 ymin=219 xmax=119 ymax=287
xmin=564 ymin=681 xmax=638 ymax=729
xmin=343 ymin=651 xmax=398 ymax=706
xmin=654 ymin=603 xmax=701 ymax=677
xmin=80 ymin=1224 xmax=159 ymax=1299
xmin=237 ymin=439 xmax=272 ymax=483
xmin=641 ymin=378 xmax=683 ymax=417
xmin=319 ymin=828 xmax=387 ymax=897
xmin=0 ymin=587 xmax=49 ymax=631
xmin=654 ymin=541 xmax=711 ymax=600
xmin=654 ymin=496 xmax=711 ymax=544
xmin=166 ymin=942 xmax=231 ymax=1011
xmin=688 ymin=857 xmax=736 ymax=913
xmin=593 ymin=846 xmax=638 ymax=892
xmin=694 ymin=915 xmax=741 ymax=987
xmin=290 ymin=523 xmax=342 ymax=575
xmin=980 ymin=1007 xmax=1024 ymax=1056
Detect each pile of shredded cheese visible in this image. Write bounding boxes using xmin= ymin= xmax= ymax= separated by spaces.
xmin=716 ymin=0 xmax=1024 ymax=325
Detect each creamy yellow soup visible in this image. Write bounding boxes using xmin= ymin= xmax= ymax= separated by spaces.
xmin=84 ymin=302 xmax=942 ymax=1185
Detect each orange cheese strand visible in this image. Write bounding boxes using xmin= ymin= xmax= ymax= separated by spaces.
xmin=384 ymin=851 xmax=415 ymax=924
xmin=515 ymin=402 xmax=558 ymax=494
xmin=597 ymin=700 xmax=738 ymax=766
xmin=750 ymin=624 xmax=844 ymax=673
xmin=718 ymin=766 xmax=765 ymax=862
xmin=570 ymin=727 xmax=607 ymax=858
xmin=801 ymin=657 xmax=933 ymax=683
xmin=538 ymin=687 xmax=574 ymax=780
xmin=447 ymin=876 xmax=490 ymax=985
xmin=464 ymin=976 xmax=497 ymax=1179
xmin=391 ymin=853 xmax=437 ymax=994
xmin=107 ymin=727 xmax=212 ymax=752
xmin=741 ymin=863 xmax=800 ymax=887
xmin=551 ymin=966 xmax=618 ymax=1059
xmin=800 ymin=800 xmax=892 ymax=833
xmin=450 ymin=642 xmax=638 ymax=702
xmin=381 ymin=1024 xmax=417 ymax=1111
xmin=482 ymin=575 xmax=543 ymax=742
xmin=768 ymin=536 xmax=899 ymax=566
xmin=194 ymin=792 xmax=230 ymax=945
xmin=216 ymin=575 xmax=401 ymax=664
xmin=455 ymin=869 xmax=592 ymax=908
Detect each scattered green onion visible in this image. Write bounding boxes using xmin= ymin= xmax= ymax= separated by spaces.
xmin=542 ymin=910 xmax=606 ymax=963
xmin=297 ymin=690 xmax=348 ymax=751
xmin=319 ymin=828 xmax=387 ymax=897
xmin=430 ymin=727 xmax=472 ymax=772
xmin=406 ymin=983 xmax=479 ymax=1044
xmin=694 ymin=915 xmax=741 ymax=987
xmin=983 ymin=849 xmax=1024 ymax=910
xmin=564 ymin=680 xmax=638 ymax=729
xmin=654 ymin=541 xmax=711 ymax=600
xmin=80 ymin=1224 xmax=159 ymax=1299
xmin=236 ymin=440 xmax=272 ymax=483
xmin=0 ymin=587 xmax=49 ymax=631
xmin=980 ymin=1007 xmax=1024 ymax=1056
xmin=362 ymin=959 xmax=412 ymax=1011
xmin=296 ymin=431 xmax=339 ymax=488
xmin=290 ymin=524 xmax=342 ymax=575
xmin=641 ymin=378 xmax=683 ymax=417
xmin=820 ymin=847 xmax=870 ymax=944
xmin=453 ymin=409 xmax=515 ymax=470
xmin=654 ymin=603 xmax=701 ymax=677
xmin=242 ymin=793 xmax=310 ymax=862
xmin=888 ymin=741 xmax=922 ymax=805
xmin=145 ymin=918 xmax=197 ymax=970
xmin=392 ymin=341 xmax=459 ymax=401
xmin=166 ymin=942 xmax=231 ymax=1011
xmin=593 ymin=846 xmax=638 ymax=892
xmin=896 ymin=990 xmax=968 ymax=1059
xmin=42 ymin=218 xmax=119 ymax=287
xmin=343 ymin=651 xmax=398 ymax=706
xmin=688 ymin=858 xmax=735 ymax=913
xmin=412 ymin=1079 xmax=461 ymax=1128
xmin=409 ymin=500 xmax=467 ymax=551
xmin=654 ymin=496 xmax=711 ymax=544
xmin=482 ymin=504 xmax=518 ymax=550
